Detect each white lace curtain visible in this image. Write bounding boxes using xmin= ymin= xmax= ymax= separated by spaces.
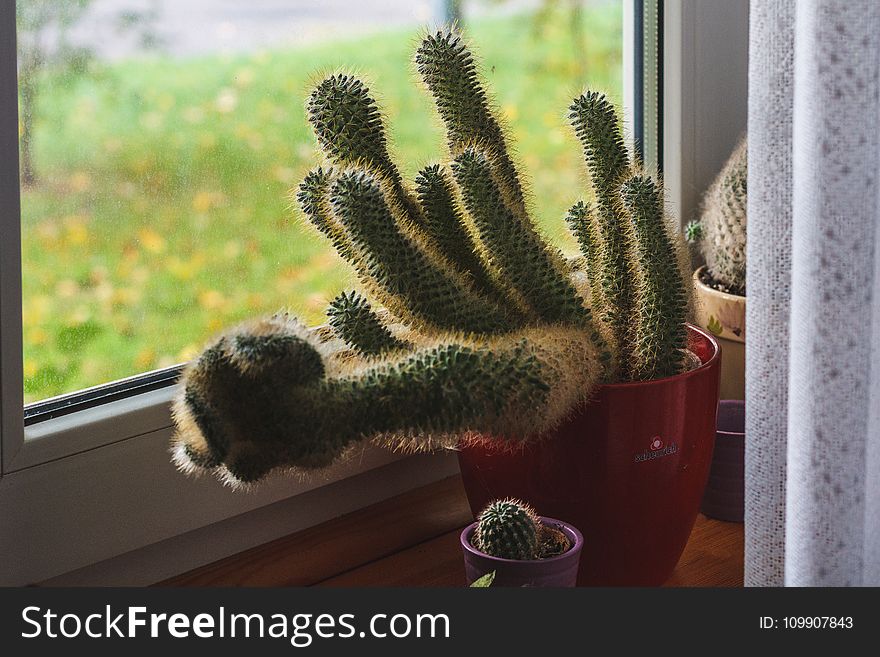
xmin=747 ymin=0 xmax=880 ymax=586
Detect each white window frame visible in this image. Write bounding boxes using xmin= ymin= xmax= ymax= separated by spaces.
xmin=0 ymin=1 xmax=748 ymax=586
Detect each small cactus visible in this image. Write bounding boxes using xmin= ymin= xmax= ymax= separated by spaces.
xmin=474 ymin=499 xmax=542 ymax=560
xmin=691 ymin=137 xmax=747 ymax=295
xmin=326 ymin=291 xmax=409 ymax=356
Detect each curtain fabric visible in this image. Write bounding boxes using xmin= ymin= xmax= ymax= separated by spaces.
xmin=746 ymin=0 xmax=880 ymax=586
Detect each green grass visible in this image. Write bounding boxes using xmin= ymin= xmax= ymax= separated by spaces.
xmin=21 ymin=6 xmax=622 ymax=402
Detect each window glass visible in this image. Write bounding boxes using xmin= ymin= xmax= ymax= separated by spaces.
xmin=19 ymin=0 xmax=623 ymax=403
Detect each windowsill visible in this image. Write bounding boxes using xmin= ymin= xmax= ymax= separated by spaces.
xmin=159 ymin=475 xmax=744 ymax=587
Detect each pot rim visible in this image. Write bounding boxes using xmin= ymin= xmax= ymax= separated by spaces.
xmin=596 ymin=322 xmax=720 ymax=390
xmin=717 ymin=399 xmax=745 ymax=437
xmin=460 ymin=516 xmax=584 ymax=565
xmin=693 ymin=265 xmax=747 ymax=303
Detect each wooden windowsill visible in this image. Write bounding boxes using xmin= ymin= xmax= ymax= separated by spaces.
xmin=160 ymin=475 xmax=743 ymax=587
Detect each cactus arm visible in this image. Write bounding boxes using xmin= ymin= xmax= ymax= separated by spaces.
xmin=415 ymin=30 xmax=527 ymax=215
xmin=296 ymin=167 xmax=361 ymax=264
xmin=619 ymin=174 xmax=689 ymax=380
xmin=307 ymin=75 xmax=418 ymax=217
xmin=327 ymin=291 xmax=410 ymax=356
xmin=414 ymin=164 xmax=503 ymax=300
xmin=565 ymin=200 xmax=603 ymax=310
xmin=330 ymin=169 xmax=516 ymax=334
xmin=451 ymin=147 xmax=589 ymax=326
xmin=172 ymin=319 xmax=602 ymax=485
xmin=569 ymin=92 xmax=635 ymax=378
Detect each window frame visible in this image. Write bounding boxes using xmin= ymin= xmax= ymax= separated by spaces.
xmin=0 ymin=0 xmax=746 ymax=586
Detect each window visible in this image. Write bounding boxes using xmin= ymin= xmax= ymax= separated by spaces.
xmin=1 ymin=0 xmax=744 ymax=586
xmin=17 ymin=0 xmax=624 ymax=415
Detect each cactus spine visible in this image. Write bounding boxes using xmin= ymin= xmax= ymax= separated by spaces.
xmin=170 ymin=29 xmax=692 ymax=486
xmin=474 ymin=499 xmax=541 ymax=560
xmin=689 ymin=136 xmax=747 ymax=295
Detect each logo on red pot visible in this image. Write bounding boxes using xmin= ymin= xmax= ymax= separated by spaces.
xmin=634 ymin=436 xmax=678 ymax=463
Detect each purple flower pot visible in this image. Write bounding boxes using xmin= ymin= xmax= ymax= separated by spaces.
xmin=700 ymin=400 xmax=745 ymax=522
xmin=461 ymin=517 xmax=583 ymax=587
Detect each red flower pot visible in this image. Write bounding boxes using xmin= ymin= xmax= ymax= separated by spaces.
xmin=457 ymin=324 xmax=721 ymax=586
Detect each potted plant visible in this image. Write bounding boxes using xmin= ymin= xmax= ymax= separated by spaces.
xmin=686 ymin=137 xmax=746 ymax=400
xmin=461 ymin=499 xmax=583 ymax=587
xmin=169 ymin=29 xmax=720 ymax=586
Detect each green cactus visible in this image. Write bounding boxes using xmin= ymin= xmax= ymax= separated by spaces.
xmin=329 ymin=169 xmax=514 ymax=334
xmin=173 ymin=315 xmax=601 ymax=484
xmin=620 ymin=174 xmax=689 ymax=380
xmin=451 ymin=147 xmax=588 ymax=326
xmin=307 ymin=74 xmax=419 ymax=221
xmin=568 ymin=92 xmax=636 ymax=378
xmin=415 ymin=30 xmax=527 ymax=215
xmin=474 ymin=499 xmax=541 ymax=560
xmin=414 ymin=164 xmax=499 ymax=298
xmin=327 ymin=291 xmax=409 ymax=356
xmin=692 ymin=137 xmax=747 ymax=295
xmin=170 ymin=28 xmax=692 ymax=486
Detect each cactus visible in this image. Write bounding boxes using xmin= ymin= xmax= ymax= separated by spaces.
xmin=172 ymin=315 xmax=601 ymax=484
xmin=414 ymin=164 xmax=498 ymax=298
xmin=474 ymin=499 xmax=541 ymax=560
xmin=689 ymin=137 xmax=747 ymax=295
xmin=170 ymin=28 xmax=692 ymax=486
xmin=620 ymin=175 xmax=689 ymax=379
xmin=567 ymin=92 xmax=636 ymax=378
xmin=326 ymin=291 xmax=409 ymax=356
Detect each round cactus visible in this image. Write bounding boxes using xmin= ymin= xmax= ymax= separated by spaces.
xmin=694 ymin=137 xmax=747 ymax=295
xmin=474 ymin=499 xmax=542 ymax=560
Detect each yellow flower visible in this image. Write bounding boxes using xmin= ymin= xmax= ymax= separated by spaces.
xmin=23 ymin=359 xmax=38 ymax=378
xmin=27 ymin=327 xmax=48 ymax=346
xmin=198 ymin=289 xmax=226 ymax=311
xmin=138 ymin=228 xmax=166 ymax=254
xmin=166 ymin=254 xmax=205 ymax=280
xmin=23 ymin=295 xmax=51 ymax=325
xmin=63 ymin=215 xmax=89 ymax=246
xmin=134 ymin=348 xmax=156 ymax=370
xmin=192 ymin=190 xmax=225 ymax=213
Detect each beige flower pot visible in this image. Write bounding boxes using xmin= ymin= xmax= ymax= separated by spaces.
xmin=693 ymin=266 xmax=745 ymax=399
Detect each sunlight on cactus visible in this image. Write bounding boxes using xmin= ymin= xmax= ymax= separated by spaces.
xmin=691 ymin=137 xmax=747 ymax=295
xmin=170 ymin=29 xmax=691 ymax=486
